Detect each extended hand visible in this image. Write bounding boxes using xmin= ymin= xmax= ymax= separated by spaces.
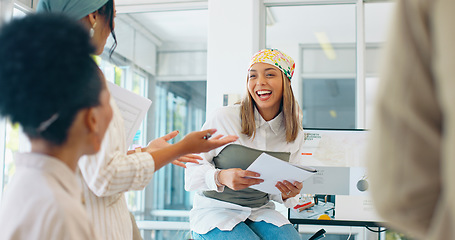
xmin=148 ymin=129 xmax=238 ymax=171
xmin=178 ymin=129 xmax=238 ymax=154
xmin=143 ymin=130 xmax=179 ymax=152
xmin=218 ymin=168 xmax=264 ymax=191
xmin=276 ymin=180 xmax=303 ymax=200
xmin=171 ymin=155 xmax=201 ymax=168
xmin=144 ymin=130 xmax=202 ymax=168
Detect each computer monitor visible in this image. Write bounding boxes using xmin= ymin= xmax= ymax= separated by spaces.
xmin=289 ymin=128 xmax=382 ymax=227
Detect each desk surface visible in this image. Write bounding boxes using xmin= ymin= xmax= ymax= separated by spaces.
xmin=288 ymin=209 xmax=384 ymax=228
xmin=289 ymin=218 xmax=383 ymax=228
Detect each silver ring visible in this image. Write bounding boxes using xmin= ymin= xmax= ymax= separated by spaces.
xmin=287 ymin=191 xmax=291 ymax=195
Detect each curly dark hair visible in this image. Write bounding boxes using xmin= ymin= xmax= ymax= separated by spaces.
xmin=0 ymin=13 xmax=103 ymax=145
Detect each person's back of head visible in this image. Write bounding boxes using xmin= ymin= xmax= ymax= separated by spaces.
xmin=0 ymin=13 xmax=104 ymax=147
xmin=37 ymin=0 xmax=117 ymax=55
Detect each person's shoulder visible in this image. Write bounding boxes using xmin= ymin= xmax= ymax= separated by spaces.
xmin=0 ymin=188 xmax=74 ymax=239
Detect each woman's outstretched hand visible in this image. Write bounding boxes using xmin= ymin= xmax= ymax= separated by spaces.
xmin=143 ymin=130 xmax=178 ymax=152
xmin=178 ymin=129 xmax=239 ymax=154
xmin=143 ymin=130 xmax=202 ymax=168
xmin=171 ymin=155 xmax=202 ymax=168
xmin=148 ymin=129 xmax=238 ymax=171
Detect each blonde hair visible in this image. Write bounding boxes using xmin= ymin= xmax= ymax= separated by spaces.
xmin=240 ymin=71 xmax=302 ymax=143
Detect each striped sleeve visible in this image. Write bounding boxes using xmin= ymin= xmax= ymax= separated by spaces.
xmin=78 ymin=99 xmax=155 ymax=197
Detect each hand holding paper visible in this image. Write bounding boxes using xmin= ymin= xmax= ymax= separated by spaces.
xmin=246 ymin=153 xmax=316 ymax=195
xmin=276 ymin=180 xmax=303 ymax=200
xmin=218 ymin=168 xmax=264 ymax=191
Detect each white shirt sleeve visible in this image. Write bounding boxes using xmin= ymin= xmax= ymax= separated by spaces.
xmin=185 ymin=159 xmax=224 ymax=192
xmin=185 ymin=108 xmax=230 ymax=192
xmin=185 ymin=138 xmax=224 ymax=192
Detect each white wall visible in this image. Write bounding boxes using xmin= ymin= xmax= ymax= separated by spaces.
xmin=106 ymin=16 xmax=157 ymax=75
xmin=205 ymin=0 xmax=263 ymax=116
xmin=135 ymin=31 xmax=157 ymax=74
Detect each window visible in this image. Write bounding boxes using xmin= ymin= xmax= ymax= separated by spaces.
xmin=152 ymin=81 xmax=206 ymax=211
xmin=265 ymin=1 xmax=395 ymax=130
xmin=266 ymin=4 xmax=357 ymax=129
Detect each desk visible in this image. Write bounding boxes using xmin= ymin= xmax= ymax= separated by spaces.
xmin=288 ymin=209 xmax=385 ymax=240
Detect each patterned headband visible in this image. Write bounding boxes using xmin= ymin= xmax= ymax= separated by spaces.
xmin=248 ymin=49 xmax=295 ymax=80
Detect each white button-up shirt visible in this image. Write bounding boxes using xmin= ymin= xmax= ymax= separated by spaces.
xmin=0 ymin=153 xmax=98 ymax=240
xmin=185 ymin=105 xmax=305 ymax=234
xmin=77 ymin=97 xmax=155 ymax=240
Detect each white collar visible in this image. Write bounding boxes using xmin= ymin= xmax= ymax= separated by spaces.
xmin=254 ymin=107 xmax=284 ymax=135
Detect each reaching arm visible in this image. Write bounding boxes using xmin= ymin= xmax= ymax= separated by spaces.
xmin=127 ymin=130 xmax=202 ymax=168
xmin=80 ymin=126 xmax=237 ymax=197
xmin=78 ymin=128 xmax=156 ymax=197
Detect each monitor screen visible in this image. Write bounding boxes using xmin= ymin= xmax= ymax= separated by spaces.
xmin=289 ymin=128 xmax=382 ymax=226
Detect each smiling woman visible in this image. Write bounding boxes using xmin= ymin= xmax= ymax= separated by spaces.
xmin=243 ymin=49 xmax=300 ymax=143
xmin=185 ymin=49 xmax=304 ymax=240
xmin=248 ymin=63 xmax=284 ymax=121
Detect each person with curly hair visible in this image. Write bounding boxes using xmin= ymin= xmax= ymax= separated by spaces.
xmin=0 ymin=13 xmax=112 ymax=239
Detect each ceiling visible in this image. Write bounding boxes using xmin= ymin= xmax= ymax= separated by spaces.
xmin=116 ymin=1 xmax=394 ymax=52
xmin=126 ymin=9 xmax=208 ymax=48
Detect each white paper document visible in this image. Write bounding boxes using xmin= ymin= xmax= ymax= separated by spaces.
xmin=107 ymin=81 xmax=152 ymax=147
xmin=246 ymin=153 xmax=317 ymax=195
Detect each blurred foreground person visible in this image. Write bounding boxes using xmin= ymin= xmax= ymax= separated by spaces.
xmin=0 ymin=13 xmax=111 ymax=240
xmin=368 ymin=0 xmax=455 ymax=239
